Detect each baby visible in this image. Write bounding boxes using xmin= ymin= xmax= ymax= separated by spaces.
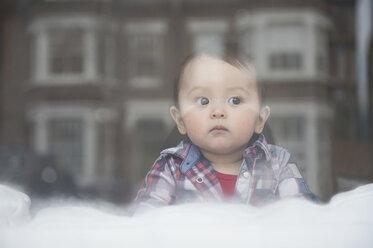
xmin=132 ymin=53 xmax=315 ymax=213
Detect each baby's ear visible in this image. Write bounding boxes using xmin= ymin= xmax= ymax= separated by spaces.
xmin=170 ymin=106 xmax=187 ymax=135
xmin=255 ymin=106 xmax=270 ymax=134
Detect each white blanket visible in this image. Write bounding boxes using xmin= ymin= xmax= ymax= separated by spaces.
xmin=1 ymin=183 xmax=373 ymax=248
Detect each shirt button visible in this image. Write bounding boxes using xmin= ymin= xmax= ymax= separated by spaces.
xmin=243 ymin=172 xmax=250 ymax=178
xmin=195 ymin=177 xmax=204 ymax=183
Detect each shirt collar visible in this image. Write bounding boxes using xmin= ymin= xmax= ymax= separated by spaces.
xmin=243 ymin=133 xmax=272 ymax=161
xmin=161 ymin=138 xmax=201 ymax=174
xmin=161 ymin=133 xmax=271 ymax=174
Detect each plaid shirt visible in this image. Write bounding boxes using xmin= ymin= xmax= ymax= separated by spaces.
xmin=132 ymin=134 xmax=315 ymax=213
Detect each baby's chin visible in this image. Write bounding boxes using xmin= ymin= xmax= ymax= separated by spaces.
xmin=199 ymin=142 xmax=246 ymax=156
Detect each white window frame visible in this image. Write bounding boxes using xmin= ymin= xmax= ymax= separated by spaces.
xmin=268 ymin=100 xmax=333 ymax=198
xmin=27 ymin=104 xmax=98 ymax=186
xmin=125 ymin=99 xmax=174 ymax=186
xmin=236 ymin=9 xmax=330 ymax=82
xmin=186 ymin=18 xmax=228 ymax=57
xmin=125 ymin=99 xmax=174 ymax=130
xmin=264 ymin=22 xmax=306 ymax=74
xmin=125 ymin=20 xmax=167 ymax=89
xmin=315 ymin=27 xmax=329 ymax=77
xmin=28 ymin=16 xmax=99 ymax=85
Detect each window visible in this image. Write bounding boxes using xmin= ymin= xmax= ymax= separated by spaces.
xmin=335 ymin=44 xmax=347 ymax=79
xmin=268 ymin=101 xmax=334 ymax=198
xmin=193 ymin=33 xmax=225 ymax=57
xmin=128 ymin=34 xmax=163 ymax=87
xmin=269 ymin=52 xmax=303 ymax=70
xmin=238 ymin=30 xmax=255 ymax=62
xmin=28 ymin=105 xmax=98 ymax=186
xmin=48 ymin=119 xmax=83 ymax=175
xmin=265 ymin=23 xmax=305 ymax=73
xmin=315 ymin=27 xmax=328 ymax=75
xmin=29 ymin=16 xmax=99 ymax=84
xmin=125 ymin=99 xmax=174 ymax=186
xmin=187 ymin=19 xmax=227 ymax=57
xmin=236 ymin=10 xmax=329 ymax=81
xmin=125 ymin=20 xmax=166 ymax=88
xmin=135 ymin=120 xmax=165 ymax=182
xmin=270 ymin=116 xmax=305 ymax=141
xmin=270 ymin=115 xmax=307 ymax=174
xmin=48 ymin=28 xmax=84 ymax=74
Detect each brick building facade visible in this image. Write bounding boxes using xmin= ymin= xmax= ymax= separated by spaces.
xmin=0 ymin=0 xmax=372 ymax=203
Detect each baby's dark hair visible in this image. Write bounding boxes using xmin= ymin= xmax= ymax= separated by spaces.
xmin=172 ymin=52 xmax=265 ymax=107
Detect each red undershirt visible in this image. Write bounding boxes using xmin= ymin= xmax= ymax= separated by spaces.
xmin=215 ymin=170 xmax=238 ymax=198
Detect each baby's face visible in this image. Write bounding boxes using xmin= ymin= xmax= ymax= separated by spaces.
xmin=171 ymin=55 xmax=269 ymax=156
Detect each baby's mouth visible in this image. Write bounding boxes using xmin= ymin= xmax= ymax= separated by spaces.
xmin=210 ymin=125 xmax=228 ymax=132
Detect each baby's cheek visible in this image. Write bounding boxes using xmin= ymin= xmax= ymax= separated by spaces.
xmin=183 ymin=115 xmax=204 ymax=133
xmin=188 ymin=119 xmax=204 ymax=135
xmin=234 ymin=118 xmax=256 ymax=136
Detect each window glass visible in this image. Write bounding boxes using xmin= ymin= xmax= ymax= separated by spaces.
xmin=270 ymin=115 xmax=307 ymax=175
xmin=48 ymin=119 xmax=83 ymax=177
xmin=266 ymin=23 xmax=305 ymax=72
xmin=29 ymin=17 xmax=98 ymax=84
xmin=335 ymin=44 xmax=347 ymax=79
xmin=127 ymin=29 xmax=164 ymax=88
xmin=48 ymin=28 xmax=84 ymax=74
xmin=239 ymin=30 xmax=254 ymax=61
xmin=193 ymin=33 xmax=224 ymax=57
xmin=316 ymin=28 xmax=327 ymax=73
xmin=129 ymin=34 xmax=161 ymax=78
xmin=270 ymin=116 xmax=305 ymax=141
xmin=135 ymin=120 xmax=165 ymax=182
xmin=269 ymin=52 xmax=303 ymax=70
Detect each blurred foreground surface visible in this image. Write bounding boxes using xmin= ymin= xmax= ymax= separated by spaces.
xmin=1 ymin=183 xmax=373 ymax=248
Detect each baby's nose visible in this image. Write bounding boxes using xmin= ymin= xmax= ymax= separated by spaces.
xmin=210 ymin=106 xmax=226 ymax=119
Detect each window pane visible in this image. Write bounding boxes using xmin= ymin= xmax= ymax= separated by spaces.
xmin=129 ymin=34 xmax=161 ymax=78
xmin=194 ymin=33 xmax=224 ymax=57
xmin=48 ymin=119 xmax=83 ymax=175
xmin=48 ymin=28 xmax=84 ymax=74
xmin=270 ymin=115 xmax=307 ymax=176
xmin=269 ymin=52 xmax=303 ymax=70
xmin=135 ymin=120 xmax=165 ymax=181
xmin=266 ymin=23 xmax=305 ymax=73
xmin=270 ymin=116 xmax=305 ymax=141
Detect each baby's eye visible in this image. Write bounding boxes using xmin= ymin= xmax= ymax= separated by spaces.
xmin=197 ymin=97 xmax=209 ymax=105
xmin=228 ymin=97 xmax=241 ymax=105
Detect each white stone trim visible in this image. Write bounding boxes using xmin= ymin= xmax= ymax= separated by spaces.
xmin=236 ymin=8 xmax=329 ymax=29
xmin=186 ymin=18 xmax=228 ymax=33
xmin=267 ymin=100 xmax=333 ymax=198
xmin=235 ymin=8 xmax=330 ymax=82
xmin=29 ymin=15 xmax=99 ymax=85
xmin=129 ymin=77 xmax=162 ymax=89
xmin=29 ymin=16 xmax=100 ymax=32
xmin=125 ymin=99 xmax=174 ymax=130
xmin=268 ymin=100 xmax=332 ymax=118
xmin=124 ymin=19 xmax=167 ymax=34
xmin=27 ymin=104 xmax=98 ymax=186
xmin=186 ymin=18 xmax=228 ymax=57
xmin=124 ymin=19 xmax=167 ymax=89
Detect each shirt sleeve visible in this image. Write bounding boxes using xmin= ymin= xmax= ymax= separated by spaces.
xmin=130 ymin=155 xmax=176 ymax=215
xmin=277 ymin=155 xmax=318 ymax=202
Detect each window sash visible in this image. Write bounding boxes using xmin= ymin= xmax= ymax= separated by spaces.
xmin=269 ymin=52 xmax=303 ymax=71
xmin=30 ymin=17 xmax=99 ymax=84
xmin=193 ymin=33 xmax=225 ymax=57
xmin=265 ymin=24 xmax=305 ymax=73
xmin=48 ymin=118 xmax=83 ymax=175
xmin=129 ymin=34 xmax=162 ymax=78
xmin=47 ymin=28 xmax=85 ymax=75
